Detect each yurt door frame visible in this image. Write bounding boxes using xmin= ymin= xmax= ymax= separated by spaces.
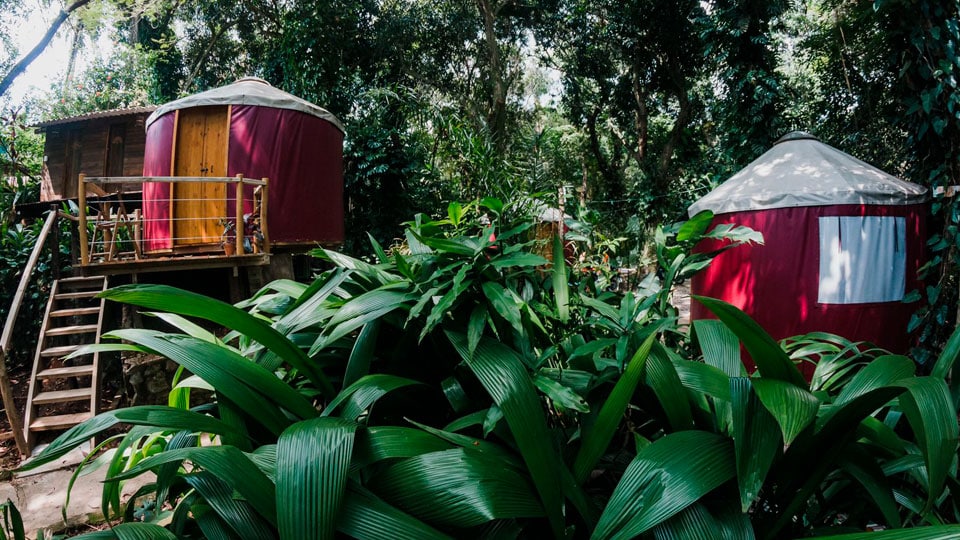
xmin=171 ymin=105 xmax=229 ymax=252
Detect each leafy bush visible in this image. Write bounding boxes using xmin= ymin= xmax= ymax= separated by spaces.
xmin=20 ymin=203 xmax=960 ymax=540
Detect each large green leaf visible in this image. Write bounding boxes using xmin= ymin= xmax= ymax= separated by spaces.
xmin=113 ymin=446 xmax=277 ymax=526
xmin=368 ymin=448 xmax=544 ymax=528
xmin=487 ymin=252 xmax=550 ymax=269
xmin=672 ymin=359 xmax=731 ymax=401
xmin=533 ymin=374 xmax=589 ymax=412
xmin=101 ymin=284 xmax=334 ymax=398
xmin=482 ymin=282 xmax=523 ymax=334
xmin=447 ymin=332 xmax=565 ymax=537
xmin=898 ymin=377 xmax=959 ymax=508
xmin=185 ymin=472 xmax=275 ymax=540
xmin=322 ymin=374 xmax=421 ymax=420
xmin=337 ymin=482 xmax=453 ymax=539
xmin=318 ymin=288 xmax=418 ymax=349
xmin=72 ymin=523 xmax=178 ymax=539
xmin=809 ymin=526 xmax=960 ymax=539
xmin=765 ymin=386 xmax=905 ymax=539
xmin=652 ymin=500 xmax=755 ymax=540
xmin=832 ymin=355 xmax=915 ymax=410
xmin=104 ymin=330 xmax=316 ymax=434
xmin=552 ymin=233 xmax=570 ymax=323
xmin=353 ymin=426 xmax=453 ymax=468
xmin=573 ymin=332 xmax=658 ymax=484
xmin=277 ymin=418 xmax=357 ymax=540
xmin=20 ymin=406 xmax=241 ymax=471
xmin=693 ymin=297 xmax=805 ymax=387
xmin=839 ymin=444 xmax=901 ymax=529
xmin=646 ymin=345 xmax=694 ymax=431
xmin=273 ymin=269 xmax=349 ymax=334
xmin=730 ymin=378 xmax=780 ymax=512
xmin=751 ymin=379 xmax=819 ymax=445
xmin=693 ymin=319 xmax=745 ymax=377
xmin=342 ymin=322 xmax=380 ymax=388
xmin=592 ymin=430 xmax=735 ymax=540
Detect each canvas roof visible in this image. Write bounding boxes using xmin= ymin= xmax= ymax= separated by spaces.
xmin=688 ymin=131 xmax=929 ymax=216
xmin=146 ymin=77 xmax=345 ymax=133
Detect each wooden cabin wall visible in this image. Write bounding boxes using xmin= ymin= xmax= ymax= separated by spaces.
xmin=40 ymin=116 xmax=148 ymax=202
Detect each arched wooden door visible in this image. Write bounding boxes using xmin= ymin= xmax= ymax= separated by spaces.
xmin=173 ymin=106 xmax=228 ymax=250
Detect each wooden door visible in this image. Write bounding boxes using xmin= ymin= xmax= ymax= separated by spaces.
xmin=173 ymin=106 xmax=228 ymax=249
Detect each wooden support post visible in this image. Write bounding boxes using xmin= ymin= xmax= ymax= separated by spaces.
xmin=78 ymin=174 xmax=89 ymax=265
xmin=235 ymin=174 xmax=244 ymax=255
xmin=261 ymin=178 xmax=270 ymax=254
xmin=49 ymin=204 xmax=60 ymax=280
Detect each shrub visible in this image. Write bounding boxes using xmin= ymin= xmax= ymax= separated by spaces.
xmin=20 ymin=203 xmax=960 ymax=539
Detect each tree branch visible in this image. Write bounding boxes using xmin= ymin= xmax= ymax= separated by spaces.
xmin=0 ymin=0 xmax=93 ymax=99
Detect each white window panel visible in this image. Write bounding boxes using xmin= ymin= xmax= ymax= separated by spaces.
xmin=818 ymin=216 xmax=906 ymax=304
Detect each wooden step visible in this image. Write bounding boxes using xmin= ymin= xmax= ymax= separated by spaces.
xmin=50 ymin=307 xmax=100 ymax=318
xmin=32 ymin=387 xmax=91 ymax=405
xmin=54 ymin=291 xmax=101 ymax=301
xmin=29 ymin=412 xmax=93 ymax=431
xmin=44 ymin=324 xmax=99 ymax=337
xmin=57 ymin=276 xmax=103 ymax=287
xmin=37 ymin=365 xmax=94 ymax=379
xmin=40 ymin=344 xmax=85 ymax=358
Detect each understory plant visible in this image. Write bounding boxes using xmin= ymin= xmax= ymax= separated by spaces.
xmin=18 ymin=201 xmax=960 ymax=540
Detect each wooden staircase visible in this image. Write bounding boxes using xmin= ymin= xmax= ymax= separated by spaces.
xmin=23 ymin=276 xmax=108 ymax=452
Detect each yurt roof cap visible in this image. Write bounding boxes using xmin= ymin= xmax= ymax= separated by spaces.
xmin=687 ymin=130 xmax=928 ymax=216
xmin=145 ymin=77 xmax=345 ymax=134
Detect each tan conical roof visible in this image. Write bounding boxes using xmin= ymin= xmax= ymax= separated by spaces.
xmin=146 ymin=77 xmax=345 ymax=133
xmin=688 ymin=132 xmax=928 ymax=216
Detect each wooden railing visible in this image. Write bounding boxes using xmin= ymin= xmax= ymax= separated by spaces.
xmin=0 ymin=210 xmax=59 ymax=454
xmin=78 ymin=174 xmax=270 ymax=265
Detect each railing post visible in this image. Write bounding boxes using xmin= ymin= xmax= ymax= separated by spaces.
xmin=235 ymin=174 xmax=244 ymax=255
xmin=261 ymin=178 xmax=270 ymax=254
xmin=78 ymin=174 xmax=89 ymax=265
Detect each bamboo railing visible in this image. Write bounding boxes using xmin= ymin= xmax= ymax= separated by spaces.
xmin=0 ymin=210 xmax=59 ymax=454
xmin=78 ymin=174 xmax=270 ymax=265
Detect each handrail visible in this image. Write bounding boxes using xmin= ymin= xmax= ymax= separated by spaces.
xmin=85 ymin=176 xmax=268 ymax=186
xmin=0 ymin=210 xmax=58 ymax=455
xmin=78 ymin=174 xmax=270 ymax=265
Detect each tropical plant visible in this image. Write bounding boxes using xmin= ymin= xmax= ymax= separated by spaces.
xmin=18 ymin=204 xmax=960 ymax=540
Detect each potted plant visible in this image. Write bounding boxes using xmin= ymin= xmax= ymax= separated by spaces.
xmin=218 ymin=218 xmax=236 ymax=255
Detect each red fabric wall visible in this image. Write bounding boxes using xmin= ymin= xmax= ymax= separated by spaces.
xmin=142 ymin=113 xmax=175 ymax=252
xmin=141 ymin=105 xmax=344 ymax=251
xmin=228 ymin=105 xmax=344 ymax=245
xmin=690 ymin=204 xmax=926 ymax=378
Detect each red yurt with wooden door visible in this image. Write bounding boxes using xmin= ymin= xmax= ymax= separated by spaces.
xmin=689 ymin=132 xmax=928 ymax=375
xmin=141 ymin=77 xmax=345 ymax=253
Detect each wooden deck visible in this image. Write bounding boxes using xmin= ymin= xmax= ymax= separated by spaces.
xmin=77 ymin=252 xmax=271 ymax=276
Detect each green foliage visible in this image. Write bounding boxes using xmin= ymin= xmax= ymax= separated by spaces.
xmin=19 ymin=206 xmax=960 ymax=539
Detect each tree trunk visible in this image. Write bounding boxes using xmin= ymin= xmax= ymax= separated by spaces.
xmin=0 ymin=0 xmax=93 ymax=99
xmin=476 ymin=0 xmax=508 ymax=147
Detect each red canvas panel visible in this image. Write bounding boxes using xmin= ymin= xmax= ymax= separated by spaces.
xmin=228 ymin=105 xmax=344 ymax=245
xmin=142 ymin=113 xmax=175 ymax=251
xmin=690 ymin=204 xmax=926 ymax=378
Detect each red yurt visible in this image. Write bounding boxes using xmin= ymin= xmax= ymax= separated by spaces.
xmin=689 ymin=132 xmax=928 ymax=372
xmin=141 ymin=77 xmax=345 ymax=253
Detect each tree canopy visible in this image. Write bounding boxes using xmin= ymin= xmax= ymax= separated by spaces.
xmin=1 ymin=0 xmax=959 ymax=356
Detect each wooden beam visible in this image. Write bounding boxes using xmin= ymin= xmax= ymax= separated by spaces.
xmin=84 ymin=176 xmax=267 ymax=186
xmin=78 ymin=174 xmax=89 ymax=265
xmin=235 ymin=174 xmax=244 ymax=254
